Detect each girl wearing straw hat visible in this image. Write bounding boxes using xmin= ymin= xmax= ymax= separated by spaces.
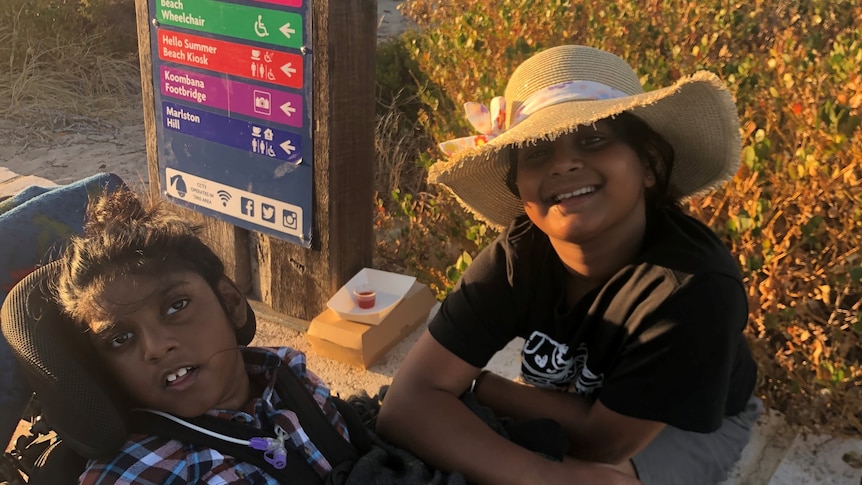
xmin=377 ymin=45 xmax=762 ymax=484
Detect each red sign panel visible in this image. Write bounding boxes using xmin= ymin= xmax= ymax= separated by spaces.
xmin=158 ymin=30 xmax=303 ymax=89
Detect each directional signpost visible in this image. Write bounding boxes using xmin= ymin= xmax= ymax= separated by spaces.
xmin=137 ymin=0 xmax=375 ymax=321
xmin=147 ymin=0 xmax=312 ymax=247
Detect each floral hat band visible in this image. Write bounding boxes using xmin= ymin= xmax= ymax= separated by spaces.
xmin=438 ymin=80 xmax=629 ymax=156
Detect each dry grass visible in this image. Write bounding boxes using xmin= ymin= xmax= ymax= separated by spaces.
xmin=0 ymin=3 xmax=141 ymax=128
xmin=371 ymin=91 xmax=470 ymax=295
xmin=373 ymin=94 xmax=431 ymax=201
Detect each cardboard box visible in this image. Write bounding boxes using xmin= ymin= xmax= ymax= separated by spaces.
xmin=306 ymin=281 xmax=437 ymax=368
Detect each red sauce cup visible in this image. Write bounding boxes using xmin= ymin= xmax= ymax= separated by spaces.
xmin=353 ymin=287 xmax=376 ymax=309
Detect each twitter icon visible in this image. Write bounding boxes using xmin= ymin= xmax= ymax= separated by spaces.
xmin=261 ymin=203 xmax=276 ymax=223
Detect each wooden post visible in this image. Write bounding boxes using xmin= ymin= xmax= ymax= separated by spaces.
xmin=134 ymin=0 xmax=376 ymax=322
xmin=258 ymin=0 xmax=376 ymax=321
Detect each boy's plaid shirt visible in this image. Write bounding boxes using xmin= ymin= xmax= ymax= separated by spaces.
xmin=78 ymin=347 xmax=350 ymax=484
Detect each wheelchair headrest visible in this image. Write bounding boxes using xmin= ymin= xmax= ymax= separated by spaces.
xmin=0 ymin=261 xmax=257 ymax=459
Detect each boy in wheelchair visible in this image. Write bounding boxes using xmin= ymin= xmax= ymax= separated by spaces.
xmin=3 ymin=186 xmax=359 ymax=484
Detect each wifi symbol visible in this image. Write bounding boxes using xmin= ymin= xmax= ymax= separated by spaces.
xmin=217 ymin=190 xmax=232 ymax=207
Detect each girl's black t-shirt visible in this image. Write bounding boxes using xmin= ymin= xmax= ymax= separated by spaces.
xmin=429 ymin=208 xmax=757 ymax=433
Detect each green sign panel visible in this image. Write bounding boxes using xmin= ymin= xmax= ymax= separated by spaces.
xmin=157 ymin=0 xmax=303 ymax=49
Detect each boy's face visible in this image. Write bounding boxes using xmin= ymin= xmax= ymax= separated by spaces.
xmin=82 ymin=270 xmax=251 ymax=417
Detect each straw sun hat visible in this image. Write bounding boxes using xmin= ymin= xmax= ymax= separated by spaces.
xmin=429 ymin=45 xmax=742 ymax=228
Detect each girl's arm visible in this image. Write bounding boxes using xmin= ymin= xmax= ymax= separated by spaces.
xmin=473 ymin=371 xmax=665 ymax=464
xmin=376 ymin=331 xmax=641 ymax=485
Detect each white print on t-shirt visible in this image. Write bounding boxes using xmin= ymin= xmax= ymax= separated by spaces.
xmin=570 ymin=342 xmax=604 ymax=395
xmin=521 ymin=331 xmax=604 ymax=395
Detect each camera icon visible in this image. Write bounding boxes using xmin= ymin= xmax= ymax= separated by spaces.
xmin=253 ymin=90 xmax=271 ymax=115
xmin=282 ymin=210 xmax=298 ymax=230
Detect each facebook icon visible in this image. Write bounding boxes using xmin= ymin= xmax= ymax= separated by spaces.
xmin=240 ymin=197 xmax=254 ymax=217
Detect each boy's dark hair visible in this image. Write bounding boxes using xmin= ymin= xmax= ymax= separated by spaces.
xmin=55 ymin=187 xmax=228 ymax=325
xmin=504 ymin=111 xmax=678 ymax=209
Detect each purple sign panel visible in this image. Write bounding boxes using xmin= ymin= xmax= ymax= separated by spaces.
xmin=162 ymin=101 xmax=302 ymax=165
xmin=160 ymin=65 xmax=303 ymax=128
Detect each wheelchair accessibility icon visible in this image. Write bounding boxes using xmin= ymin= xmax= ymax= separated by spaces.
xmin=254 ymin=15 xmax=269 ymax=37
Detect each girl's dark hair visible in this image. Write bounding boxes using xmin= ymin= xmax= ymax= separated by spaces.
xmin=56 ymin=187 xmax=227 ymax=323
xmin=504 ymin=111 xmax=678 ymax=209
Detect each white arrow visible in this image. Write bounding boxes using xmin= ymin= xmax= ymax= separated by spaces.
xmin=279 ymin=23 xmax=296 ymax=38
xmin=280 ymin=102 xmax=296 ymax=117
xmin=280 ymin=63 xmax=297 ymax=77
xmin=280 ymin=140 xmax=296 ymax=154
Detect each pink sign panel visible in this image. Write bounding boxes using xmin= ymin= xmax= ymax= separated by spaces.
xmin=160 ymin=65 xmax=303 ymax=128
xmin=253 ymin=0 xmax=302 ymax=7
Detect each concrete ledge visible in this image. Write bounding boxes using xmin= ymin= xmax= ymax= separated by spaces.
xmin=0 ymin=169 xmax=56 ymax=199
xmin=0 ymin=167 xmax=17 ymax=184
xmin=768 ymin=432 xmax=862 ymax=484
xmin=719 ymin=409 xmax=799 ymax=485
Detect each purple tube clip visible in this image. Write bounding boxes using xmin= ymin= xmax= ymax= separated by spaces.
xmin=248 ymin=437 xmax=288 ymax=469
xmin=264 ymin=446 xmax=288 ymax=469
xmin=249 ymin=437 xmax=271 ymax=451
